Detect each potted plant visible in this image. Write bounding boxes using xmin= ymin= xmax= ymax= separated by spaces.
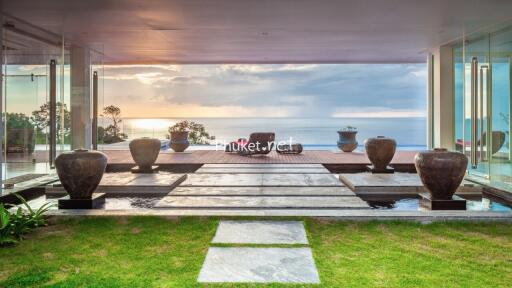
xmin=168 ymin=121 xmax=191 ymax=152
xmin=337 ymin=126 xmax=358 ymax=152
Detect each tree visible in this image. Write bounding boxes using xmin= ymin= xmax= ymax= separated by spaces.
xmin=5 ymin=113 xmax=36 ymax=153
xmin=31 ymin=102 xmax=71 ymax=143
xmin=101 ymin=105 xmax=127 ymax=144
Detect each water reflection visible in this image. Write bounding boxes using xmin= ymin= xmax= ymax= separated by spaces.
xmin=361 ymin=194 xmax=512 ymax=212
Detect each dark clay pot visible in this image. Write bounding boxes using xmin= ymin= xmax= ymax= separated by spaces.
xmin=170 ymin=131 xmax=190 ymax=152
xmin=337 ymin=131 xmax=358 ymax=152
xmin=414 ymin=148 xmax=468 ymax=200
xmin=364 ymin=136 xmax=396 ymax=170
xmin=129 ymin=137 xmax=161 ymax=169
xmin=55 ymin=149 xmax=107 ymax=199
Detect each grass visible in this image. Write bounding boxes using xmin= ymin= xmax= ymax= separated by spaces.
xmin=0 ymin=217 xmax=510 ymax=287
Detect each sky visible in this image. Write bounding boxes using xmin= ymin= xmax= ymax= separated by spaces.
xmin=101 ymin=64 xmax=427 ymax=118
xmin=5 ymin=63 xmax=427 ymax=118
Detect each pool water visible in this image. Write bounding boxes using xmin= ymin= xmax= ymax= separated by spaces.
xmin=362 ymin=195 xmax=512 ymax=212
xmin=26 ymin=196 xmax=161 ymax=210
xmin=23 ymin=194 xmax=512 ymax=212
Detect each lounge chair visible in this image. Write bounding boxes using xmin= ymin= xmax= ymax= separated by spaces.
xmin=238 ymin=132 xmax=275 ymax=156
xmin=225 ymin=138 xmax=248 ymax=152
xmin=455 ymin=131 xmax=506 ymax=155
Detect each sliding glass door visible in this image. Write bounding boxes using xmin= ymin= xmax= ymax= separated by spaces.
xmin=3 ymin=72 xmax=49 ymax=178
xmin=464 ymin=34 xmax=491 ymax=178
xmin=454 ymin=26 xmax=512 ymax=190
xmin=2 ymin=26 xmax=68 ymax=182
xmin=489 ymin=27 xmax=512 ymax=188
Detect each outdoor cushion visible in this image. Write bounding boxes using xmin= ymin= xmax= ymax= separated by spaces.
xmin=276 ymin=143 xmax=303 ymax=154
xmin=225 ymin=138 xmax=248 ymax=152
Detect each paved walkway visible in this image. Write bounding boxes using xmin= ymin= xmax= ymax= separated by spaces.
xmin=198 ymin=220 xmax=320 ymax=284
xmin=155 ymin=164 xmax=370 ymax=209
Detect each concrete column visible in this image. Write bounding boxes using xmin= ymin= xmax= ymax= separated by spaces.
xmin=430 ymin=44 xmax=455 ymax=149
xmin=70 ymin=46 xmax=92 ymax=149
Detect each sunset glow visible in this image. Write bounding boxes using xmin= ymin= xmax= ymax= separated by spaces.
xmin=102 ymin=64 xmax=427 ymax=118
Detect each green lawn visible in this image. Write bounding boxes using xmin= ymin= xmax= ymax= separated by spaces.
xmin=0 ymin=217 xmax=511 ymax=287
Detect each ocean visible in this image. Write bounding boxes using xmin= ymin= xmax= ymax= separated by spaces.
xmin=114 ymin=117 xmax=427 ymax=151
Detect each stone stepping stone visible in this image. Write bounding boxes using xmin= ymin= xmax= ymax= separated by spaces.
xmin=170 ymin=186 xmax=356 ymax=196
xmin=262 ymin=173 xmax=342 ymax=186
xmin=182 ymin=174 xmax=263 ymax=186
xmin=339 ymin=173 xmax=482 ymax=194
xmin=196 ymin=167 xmax=330 ymax=174
xmin=201 ymin=164 xmax=325 ymax=168
xmin=197 ymin=247 xmax=320 ymax=284
xmin=212 ymin=221 xmax=308 ymax=244
xmin=182 ymin=173 xmax=343 ymax=187
xmin=197 ymin=164 xmax=330 ymax=174
xmin=155 ymin=195 xmax=370 ymax=209
xmin=46 ymin=173 xmax=187 ymax=196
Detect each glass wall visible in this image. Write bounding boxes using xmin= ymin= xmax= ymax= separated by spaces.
xmin=98 ymin=64 xmax=427 ymax=151
xmin=2 ymin=23 xmax=68 ymax=180
xmin=454 ymin=25 xmax=512 ymax=191
xmin=489 ymin=26 xmax=512 ymax=188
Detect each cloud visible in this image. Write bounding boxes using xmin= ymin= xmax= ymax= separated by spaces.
xmin=103 ymin=64 xmax=181 ymax=72
xmin=220 ymin=64 xmax=319 ymax=74
xmin=102 ymin=64 xmax=427 ymax=118
xmin=331 ymin=107 xmax=426 ymax=118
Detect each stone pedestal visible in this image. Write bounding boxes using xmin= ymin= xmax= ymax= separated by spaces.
xmin=131 ymin=165 xmax=159 ymax=173
xmin=419 ymin=193 xmax=466 ymax=210
xmin=58 ymin=193 xmax=106 ymax=209
xmin=366 ymin=165 xmax=394 ymax=174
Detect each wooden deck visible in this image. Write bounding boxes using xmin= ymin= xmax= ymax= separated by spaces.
xmin=105 ymin=150 xmax=418 ymax=165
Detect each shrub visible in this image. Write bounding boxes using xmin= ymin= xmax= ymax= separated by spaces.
xmin=0 ymin=194 xmax=54 ymax=246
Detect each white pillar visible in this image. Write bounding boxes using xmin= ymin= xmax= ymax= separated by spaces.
xmin=70 ymin=46 xmax=92 ymax=149
xmin=430 ymin=44 xmax=455 ymax=149
xmin=427 ymin=54 xmax=433 ymax=149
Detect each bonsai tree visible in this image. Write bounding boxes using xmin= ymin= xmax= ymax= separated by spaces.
xmin=168 ymin=120 xmax=215 ymax=145
xmin=31 ymin=102 xmax=71 ymax=144
xmin=5 ymin=113 xmax=36 ymax=153
xmin=340 ymin=125 xmax=357 ymax=132
xmin=101 ymin=105 xmax=127 ymax=144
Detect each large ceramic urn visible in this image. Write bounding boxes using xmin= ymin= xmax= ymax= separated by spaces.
xmin=364 ymin=136 xmax=397 ymax=171
xmin=170 ymin=131 xmax=190 ymax=152
xmin=414 ymin=148 xmax=468 ymax=200
xmin=55 ymin=149 xmax=107 ymax=199
xmin=337 ymin=130 xmax=358 ymax=152
xmin=129 ymin=137 xmax=161 ymax=170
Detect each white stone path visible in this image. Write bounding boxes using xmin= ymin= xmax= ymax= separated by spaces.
xmin=198 ymin=220 xmax=320 ymax=284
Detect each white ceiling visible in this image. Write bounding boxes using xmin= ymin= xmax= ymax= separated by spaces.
xmin=3 ymin=0 xmax=512 ymax=64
